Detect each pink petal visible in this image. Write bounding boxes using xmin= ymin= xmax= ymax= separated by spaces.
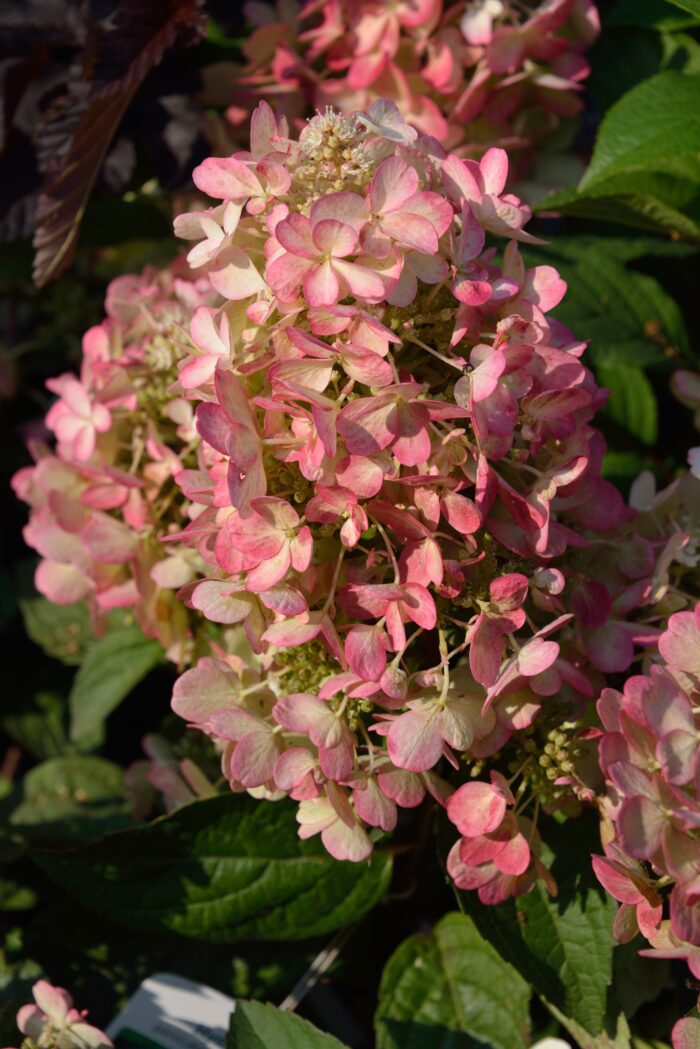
xmin=490 ymin=573 xmax=528 ymax=611
xmin=312 ymin=219 xmax=358 ymax=257
xmin=470 ymin=615 xmax=505 ymax=687
xmin=188 ymin=580 xmax=254 ymax=624
xmin=591 ymin=855 xmax=643 ymax=906
xmin=618 ymin=796 xmax=665 ymax=859
xmin=275 ymin=213 xmax=318 ymax=258
xmin=332 ymin=258 xmax=385 ymax=300
xmin=442 ymin=491 xmax=482 ymax=534
xmin=446 ymin=781 xmax=506 ymax=836
xmin=321 ymin=818 xmax=373 ymax=862
xmin=517 ymin=638 xmax=559 ymax=676
xmin=479 ymin=148 xmax=508 ymax=196
xmin=493 ymin=831 xmax=530 ymax=876
xmin=231 ymin=731 xmax=280 ymax=787
xmin=370 ymin=156 xmax=419 ymax=213
xmin=209 ymin=245 xmax=265 ymax=300
xmin=386 ymin=708 xmax=443 ymax=772
xmin=345 ymin=625 xmax=388 ymax=681
xmin=304 ymin=260 xmax=340 ymax=307
xmin=379 ymin=211 xmax=438 ymax=254
xmin=171 ymin=657 xmax=238 ymax=723
xmin=193 ymin=156 xmax=261 ymax=199
xmin=33 ymin=981 xmax=73 ymax=1022
xmin=35 ymin=560 xmax=93 ymax=604
xmin=262 ymin=618 xmax=323 ymax=646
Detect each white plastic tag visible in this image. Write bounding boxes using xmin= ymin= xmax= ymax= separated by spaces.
xmin=106 ymin=973 xmax=235 ymax=1049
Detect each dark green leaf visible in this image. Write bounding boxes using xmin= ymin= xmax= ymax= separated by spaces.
xmin=535 ymin=177 xmax=700 ymax=241
xmin=69 ymin=624 xmax=164 ymax=745
xmin=0 ymin=1002 xmax=21 ymax=1047
xmin=613 ymin=940 xmax=672 ymax=1018
xmin=587 ymin=28 xmax=665 ymax=112
xmin=452 ymin=818 xmax=617 ymax=1036
xmin=0 ymin=879 xmax=37 ymax=911
xmin=666 ymin=0 xmax=700 ymax=14
xmin=528 ymin=233 xmax=697 ymax=262
xmin=19 ymin=596 xmax=92 ymax=666
xmin=10 ymin=756 xmax=131 ymax=844
xmin=597 ymin=363 xmax=658 ymax=444
xmin=375 ymin=912 xmax=531 ymax=1049
xmin=521 ymin=238 xmax=691 ymax=365
xmin=36 ymin=795 xmax=392 ymax=942
xmin=581 ymin=72 xmax=700 ymax=189
xmin=2 ymin=692 xmax=70 ymax=760
xmin=607 ymin=0 xmax=700 ymax=29
xmin=227 ymin=1001 xmax=348 ymax=1049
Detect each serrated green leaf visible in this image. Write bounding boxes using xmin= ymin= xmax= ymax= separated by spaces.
xmin=597 ymin=363 xmax=658 ymax=444
xmin=19 ymin=597 xmax=92 ymax=666
xmin=69 ymin=624 xmax=164 ymax=745
xmin=581 ymin=72 xmax=700 ymax=190
xmin=10 ymin=756 xmax=131 ymax=844
xmin=375 ymin=912 xmax=531 ymax=1049
xmin=227 ymin=1001 xmax=348 ymax=1049
xmin=452 ymin=818 xmax=617 ymax=1036
xmin=36 ymin=795 xmax=392 ymax=942
xmin=521 ymin=238 xmax=691 ymax=365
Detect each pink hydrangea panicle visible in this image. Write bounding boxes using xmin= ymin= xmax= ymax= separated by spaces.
xmin=15 ymin=980 xmax=112 ymax=1049
xmin=14 ymin=262 xmax=216 ymax=660
xmin=594 ymin=606 xmax=700 ymax=968
xmin=226 ymin=0 xmax=599 ymax=184
xmin=167 ymin=97 xmax=628 ymax=881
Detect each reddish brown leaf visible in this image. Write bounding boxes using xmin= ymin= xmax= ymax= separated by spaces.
xmin=32 ymin=0 xmax=206 ymax=287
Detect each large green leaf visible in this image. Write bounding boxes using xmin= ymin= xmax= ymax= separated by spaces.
xmin=2 ymin=692 xmax=69 ymax=760
xmin=581 ymin=72 xmax=700 ymax=189
xmin=596 ymin=363 xmax=658 ymax=444
xmin=375 ymin=912 xmax=531 ymax=1049
xmin=227 ymin=1001 xmax=348 ymax=1049
xmin=667 ymin=0 xmax=700 ymax=14
xmin=10 ymin=756 xmax=131 ymax=844
xmin=452 ymin=818 xmax=617 ymax=1036
xmin=607 ymin=0 xmax=700 ymax=29
xmin=19 ymin=596 xmax=92 ymax=666
xmin=36 ymin=795 xmax=392 ymax=942
xmin=535 ymin=177 xmax=700 ymax=240
xmin=521 ymin=238 xmax=691 ymax=367
xmin=587 ymin=26 xmax=700 ymax=112
xmin=69 ymin=624 xmax=164 ymax=746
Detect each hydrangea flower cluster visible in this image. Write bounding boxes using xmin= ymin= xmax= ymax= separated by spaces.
xmin=6 ymin=980 xmax=112 ymax=1049
xmin=592 ymin=603 xmax=700 ymax=960
xmin=12 ymin=263 xmax=217 ymax=662
xmin=167 ymin=97 xmax=630 ymax=871
xmin=228 ymin=0 xmax=599 ymax=172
